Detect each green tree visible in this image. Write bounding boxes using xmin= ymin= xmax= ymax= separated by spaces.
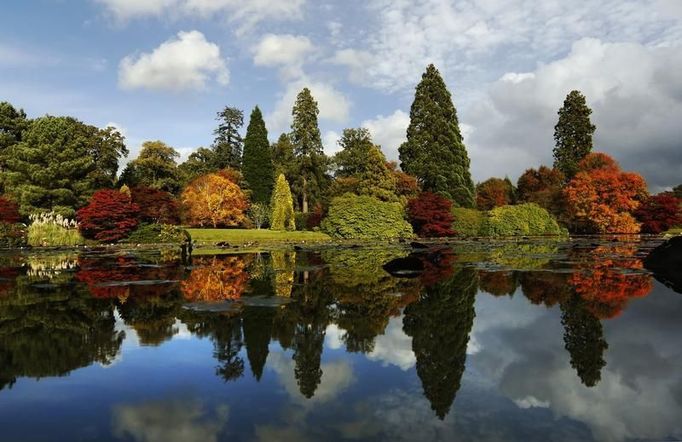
xmin=673 ymin=184 xmax=682 ymax=199
xmin=212 ymin=106 xmax=243 ymax=170
xmin=553 ymin=90 xmax=596 ymax=179
xmin=0 ymin=101 xmax=29 ymax=154
xmin=271 ymin=174 xmax=295 ymax=231
xmin=272 ymin=133 xmax=296 ymax=183
xmin=178 ymin=147 xmax=217 ymax=184
xmin=242 ymin=107 xmax=274 ymax=204
xmin=291 ymin=88 xmax=329 ymax=213
xmin=121 ymin=141 xmax=181 ymax=193
xmin=0 ymin=116 xmax=127 ymax=216
xmin=399 ymin=64 xmax=475 ymax=207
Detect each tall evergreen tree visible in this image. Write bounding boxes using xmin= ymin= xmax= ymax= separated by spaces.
xmin=242 ymin=106 xmax=274 ymax=204
xmin=553 ymin=90 xmax=596 ymax=179
xmin=291 ymin=88 xmax=328 ymax=213
xmin=0 ymin=102 xmax=29 ymax=153
xmin=399 ymin=64 xmax=475 ymax=208
xmin=272 ymin=133 xmax=296 ymax=184
xmin=212 ymin=106 xmax=244 ymax=170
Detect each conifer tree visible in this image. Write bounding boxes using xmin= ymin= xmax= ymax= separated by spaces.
xmin=399 ymin=64 xmax=475 ymax=208
xmin=272 ymin=133 xmax=296 ymax=184
xmin=270 ymin=174 xmax=295 ymax=231
xmin=291 ymin=88 xmax=328 ymax=213
xmin=212 ymin=106 xmax=244 ymax=169
xmin=553 ymin=90 xmax=596 ymax=179
xmin=242 ymin=107 xmax=274 ymax=204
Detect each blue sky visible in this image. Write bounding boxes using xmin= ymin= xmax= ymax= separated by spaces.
xmin=1 ymin=0 xmax=681 ymax=190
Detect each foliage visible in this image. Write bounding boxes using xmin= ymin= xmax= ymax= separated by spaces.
xmin=321 ymin=194 xmax=413 ymax=239
xmin=0 ymin=101 xmax=29 ymax=153
xmin=271 ymin=133 xmax=296 ymax=185
xmin=407 ymin=192 xmax=455 ymax=237
xmin=553 ymin=90 xmax=596 ymax=179
xmin=248 ymin=202 xmax=270 ymax=229
xmin=178 ymin=147 xmax=218 ymax=184
xmin=186 ymin=228 xmax=330 ymax=244
xmin=130 ymin=186 xmax=180 ymax=224
xmin=181 ymin=255 xmax=250 ymax=302
xmin=480 ymin=203 xmax=565 ymax=237
xmin=476 ymin=177 xmax=515 ymax=210
xmin=451 ymin=207 xmax=485 ymax=236
xmin=125 ymin=223 xmax=187 ymax=244
xmin=77 ymin=190 xmax=139 ymax=242
xmin=673 ymin=184 xmax=682 ymax=199
xmin=181 ymin=172 xmax=248 ymax=228
xmin=0 ymin=116 xmax=127 ymax=217
xmin=564 ymin=153 xmax=647 ymax=233
xmin=306 ymin=203 xmax=325 ymax=230
xmin=270 ymin=174 xmax=296 ymax=231
xmin=212 ymin=106 xmax=244 ymax=170
xmin=399 ymin=64 xmax=475 ymax=207
xmin=634 ymin=193 xmax=682 ymax=234
xmin=120 ymin=140 xmax=181 ymax=193
xmin=291 ymin=88 xmax=329 ymax=213
xmin=0 ymin=196 xmax=21 ymax=224
xmin=0 ymin=223 xmax=27 ymax=248
xmin=27 ymin=212 xmax=84 ymax=246
xmin=386 ymin=161 xmax=420 ymax=200
xmin=516 ymin=166 xmax=566 ymax=220
xmin=242 ymin=106 xmax=274 ymax=204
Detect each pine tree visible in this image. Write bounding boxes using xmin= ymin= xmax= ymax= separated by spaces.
xmin=291 ymin=88 xmax=328 ymax=213
xmin=270 ymin=174 xmax=295 ymax=231
xmin=242 ymin=107 xmax=275 ymax=204
xmin=212 ymin=106 xmax=244 ymax=169
xmin=272 ymin=133 xmax=296 ymax=183
xmin=553 ymin=90 xmax=596 ymax=179
xmin=399 ymin=64 xmax=475 ymax=208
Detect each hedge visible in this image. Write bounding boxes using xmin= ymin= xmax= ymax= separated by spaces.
xmin=479 ymin=203 xmax=566 ymax=237
xmin=321 ymin=194 xmax=413 ymax=239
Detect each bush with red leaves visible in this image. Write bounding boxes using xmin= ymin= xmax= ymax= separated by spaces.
xmin=306 ymin=203 xmax=326 ymax=230
xmin=131 ymin=186 xmax=180 ymax=224
xmin=407 ymin=192 xmax=455 ymax=237
xmin=634 ymin=193 xmax=682 ymax=234
xmin=0 ymin=196 xmax=21 ymax=224
xmin=77 ymin=190 xmax=140 ymax=242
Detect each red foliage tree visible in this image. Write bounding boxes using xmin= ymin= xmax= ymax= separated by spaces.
xmin=0 ymin=196 xmax=21 ymax=224
xmin=77 ymin=189 xmax=140 ymax=242
xmin=634 ymin=192 xmax=682 ymax=234
xmin=306 ymin=203 xmax=326 ymax=229
xmin=475 ymin=178 xmax=514 ymax=210
xmin=407 ymin=192 xmax=455 ymax=237
xmin=131 ymin=186 xmax=180 ymax=224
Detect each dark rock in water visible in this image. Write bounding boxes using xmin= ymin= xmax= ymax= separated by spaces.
xmin=215 ymin=241 xmax=230 ymax=248
xmin=410 ymin=241 xmax=429 ymax=249
xmin=383 ymin=256 xmax=424 ymax=278
xmin=294 ymin=245 xmax=303 ymax=251
xmin=644 ymin=236 xmax=682 ymax=294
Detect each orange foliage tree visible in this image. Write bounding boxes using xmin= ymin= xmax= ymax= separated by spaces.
xmin=564 ymin=153 xmax=647 ymax=233
xmin=181 ymin=172 xmax=248 ymax=228
xmin=181 ymin=256 xmax=251 ymax=302
xmin=475 ymin=177 xmax=515 ymax=210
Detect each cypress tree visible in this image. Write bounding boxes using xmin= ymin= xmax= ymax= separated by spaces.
xmin=399 ymin=64 xmax=475 ymax=208
xmin=553 ymin=90 xmax=596 ymax=179
xmin=291 ymin=88 xmax=328 ymax=213
xmin=270 ymin=174 xmax=295 ymax=231
xmin=242 ymin=106 xmax=274 ymax=204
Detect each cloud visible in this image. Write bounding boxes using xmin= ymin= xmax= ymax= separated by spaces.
xmin=0 ymin=43 xmax=59 ymax=68
xmin=465 ymin=38 xmax=682 ymax=190
xmin=361 ymin=110 xmax=409 ymax=161
xmin=118 ymin=31 xmax=229 ymax=92
xmin=252 ymin=34 xmax=315 ymax=79
xmin=366 ymin=316 xmax=415 ymax=370
xmin=323 ymin=130 xmax=342 ymax=156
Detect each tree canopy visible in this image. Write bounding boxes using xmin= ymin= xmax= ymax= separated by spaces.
xmin=120 ymin=140 xmax=180 ymax=193
xmin=242 ymin=106 xmax=274 ymax=204
xmin=553 ymin=90 xmax=596 ymax=179
xmin=212 ymin=106 xmax=244 ymax=170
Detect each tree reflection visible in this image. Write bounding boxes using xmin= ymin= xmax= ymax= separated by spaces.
xmin=479 ymin=270 xmax=518 ymax=297
xmin=242 ymin=306 xmax=275 ymax=381
xmin=403 ymin=266 xmax=478 ymax=420
xmin=181 ymin=255 xmax=251 ymax=302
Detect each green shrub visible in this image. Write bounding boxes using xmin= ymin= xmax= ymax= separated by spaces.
xmin=321 ymin=194 xmax=413 ymax=240
xmin=295 ymin=212 xmax=309 ymax=231
xmin=0 ymin=223 xmax=27 ymax=248
xmin=271 ymin=174 xmax=295 ymax=231
xmin=126 ymin=223 xmax=187 ymax=244
xmin=479 ymin=203 xmax=566 ymax=237
xmin=27 ymin=212 xmax=84 ymax=247
xmin=451 ymin=208 xmax=486 ymax=236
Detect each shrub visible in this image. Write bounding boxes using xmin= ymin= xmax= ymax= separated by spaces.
xmin=451 ymin=208 xmax=485 ymax=237
xmin=181 ymin=172 xmax=249 ymax=228
xmin=126 ymin=223 xmax=187 ymax=244
xmin=0 ymin=223 xmax=27 ymax=248
xmin=271 ymin=174 xmax=295 ymax=231
xmin=28 ymin=212 xmax=84 ymax=246
xmin=0 ymin=196 xmax=21 ymax=224
xmin=306 ymin=203 xmax=326 ymax=230
xmin=294 ymin=212 xmax=309 ymax=231
xmin=634 ymin=193 xmax=682 ymax=234
xmin=77 ymin=189 xmax=140 ymax=242
xmin=480 ymin=203 xmax=565 ymax=237
xmin=407 ymin=192 xmax=455 ymax=237
xmin=321 ymin=194 xmax=413 ymax=239
xmin=131 ymin=186 xmax=180 ymax=224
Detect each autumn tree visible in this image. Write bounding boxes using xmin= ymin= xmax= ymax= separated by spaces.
xmin=212 ymin=106 xmax=244 ymax=170
xmin=553 ymin=90 xmax=596 ymax=179
xmin=77 ymin=189 xmax=140 ymax=242
xmin=130 ymin=186 xmax=180 ymax=224
xmin=399 ymin=64 xmax=475 ymax=207
xmin=564 ymin=153 xmax=647 ymax=233
xmin=475 ymin=177 xmax=515 ymax=210
xmin=291 ymin=88 xmax=329 ymax=213
xmin=121 ymin=141 xmax=181 ymax=193
xmin=387 ymin=161 xmax=420 ymax=200
xmin=0 ymin=196 xmax=21 ymax=224
xmin=181 ymin=173 xmax=248 ymax=228
xmin=516 ymin=166 xmax=566 ymax=219
xmin=634 ymin=193 xmax=682 ymax=234
xmin=242 ymin=106 xmax=274 ymax=204
xmin=407 ymin=192 xmax=455 ymax=237
xmin=270 ymin=174 xmax=295 ymax=231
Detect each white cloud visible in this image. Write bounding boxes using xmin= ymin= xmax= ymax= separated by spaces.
xmin=95 ymin=0 xmax=177 ymax=21
xmin=323 ymin=130 xmax=342 ymax=156
xmin=367 ymin=316 xmax=415 ymax=371
xmin=361 ymin=110 xmax=409 ymax=162
xmin=252 ymin=34 xmax=315 ymax=79
xmin=118 ymin=31 xmax=229 ymax=92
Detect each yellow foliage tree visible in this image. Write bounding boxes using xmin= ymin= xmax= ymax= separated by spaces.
xmin=181 ymin=173 xmax=248 ymax=228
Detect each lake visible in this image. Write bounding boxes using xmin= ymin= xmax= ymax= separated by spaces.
xmin=0 ymin=238 xmax=680 ymax=442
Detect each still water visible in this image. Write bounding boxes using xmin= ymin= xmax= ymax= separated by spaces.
xmin=0 ymin=239 xmax=680 ymax=442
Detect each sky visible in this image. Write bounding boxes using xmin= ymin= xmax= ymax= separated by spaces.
xmin=1 ymin=0 xmax=681 ymax=191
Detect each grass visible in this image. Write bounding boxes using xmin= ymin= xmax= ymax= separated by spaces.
xmin=186 ymin=228 xmax=331 ymax=245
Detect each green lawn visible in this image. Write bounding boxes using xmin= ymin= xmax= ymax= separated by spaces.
xmin=186 ymin=228 xmax=331 ymax=244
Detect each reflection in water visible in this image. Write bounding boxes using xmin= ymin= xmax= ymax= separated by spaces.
xmin=182 ymin=256 xmax=251 ymax=302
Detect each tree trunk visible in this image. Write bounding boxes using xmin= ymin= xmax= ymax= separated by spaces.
xmin=302 ymin=177 xmax=309 ymax=214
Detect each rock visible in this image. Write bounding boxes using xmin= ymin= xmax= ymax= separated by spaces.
xmin=383 ymin=256 xmax=424 ymax=278
xmin=215 ymin=241 xmax=230 ymax=248
xmin=644 ymin=236 xmax=682 ymax=294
